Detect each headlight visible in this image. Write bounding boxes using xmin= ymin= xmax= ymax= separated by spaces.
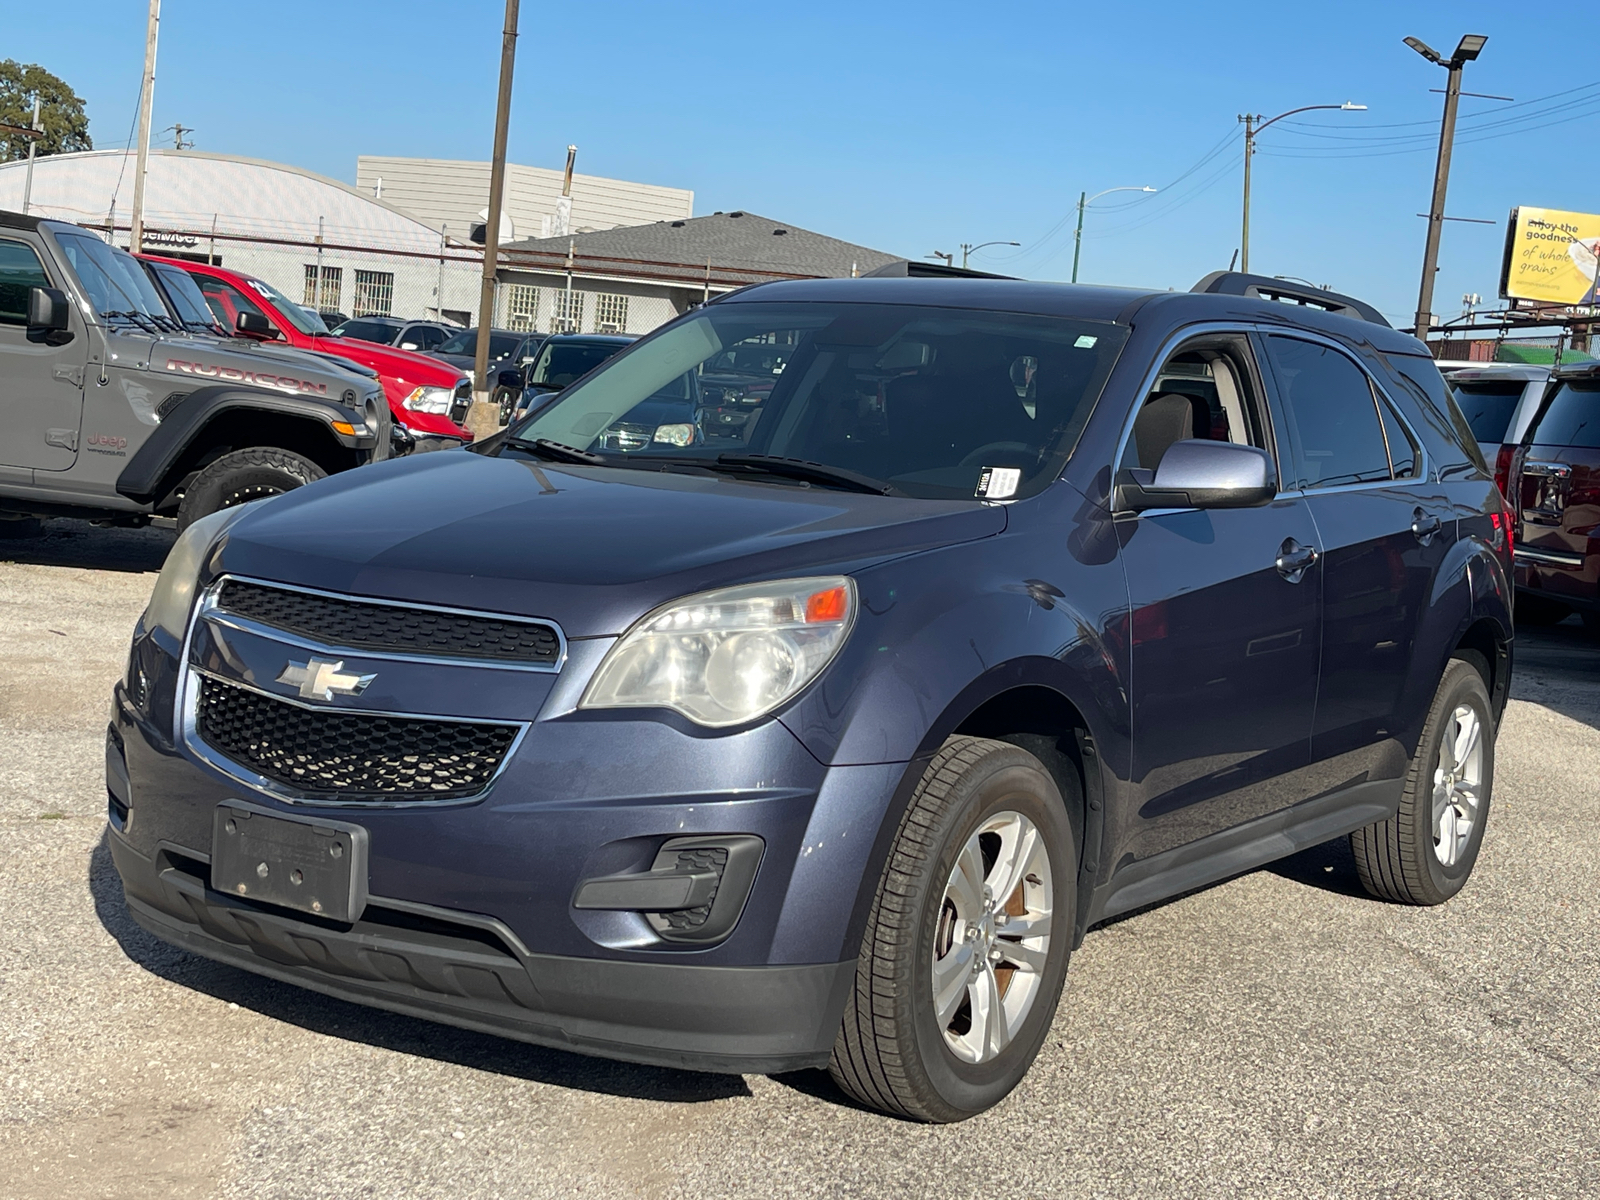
xmin=144 ymin=506 xmax=249 ymax=640
xmin=580 ymin=577 xmax=856 ymax=727
xmin=403 ymin=386 xmax=454 ymax=414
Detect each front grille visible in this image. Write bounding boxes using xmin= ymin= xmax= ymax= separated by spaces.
xmin=196 ymin=675 xmax=518 ymax=800
xmin=450 ymin=380 xmax=473 ymax=426
xmin=215 ymin=580 xmax=561 ymax=666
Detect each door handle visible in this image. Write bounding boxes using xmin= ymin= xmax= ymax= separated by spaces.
xmin=1411 ymin=508 xmax=1442 ymax=546
xmin=1276 ymin=538 xmax=1318 ymax=583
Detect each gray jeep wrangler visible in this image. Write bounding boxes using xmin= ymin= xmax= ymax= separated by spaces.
xmin=1 ymin=211 xmax=390 ymax=535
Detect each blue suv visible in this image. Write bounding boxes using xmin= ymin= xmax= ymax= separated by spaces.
xmin=108 ymin=272 xmax=1513 ymax=1122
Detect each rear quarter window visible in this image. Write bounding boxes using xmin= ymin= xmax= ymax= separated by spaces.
xmin=1528 ymin=381 xmax=1600 ymax=448
xmin=1383 ymin=354 xmax=1488 ymax=478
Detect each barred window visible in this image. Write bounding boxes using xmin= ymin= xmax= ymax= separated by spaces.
xmin=552 ymin=288 xmax=584 ymax=334
xmin=352 ymin=269 xmax=394 ymax=317
xmin=505 ymin=283 xmax=539 ymax=332
xmin=303 ymin=265 xmax=342 ymax=311
xmin=593 ymin=292 xmax=628 ymax=333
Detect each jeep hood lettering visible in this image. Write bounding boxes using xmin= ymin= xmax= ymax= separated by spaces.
xmin=216 ymin=451 xmax=1006 ymax=637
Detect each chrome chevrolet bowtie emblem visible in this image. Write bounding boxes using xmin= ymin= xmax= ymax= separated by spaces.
xmin=276 ymin=658 xmax=376 ymax=701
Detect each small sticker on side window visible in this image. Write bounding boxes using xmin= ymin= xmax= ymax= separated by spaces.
xmin=1074 ymin=335 xmax=1098 ymax=349
xmin=976 ymin=466 xmax=1021 ymax=499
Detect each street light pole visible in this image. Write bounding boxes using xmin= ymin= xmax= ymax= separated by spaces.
xmin=961 ymin=240 xmax=1019 ymax=268
xmin=1071 ymin=186 xmax=1156 ymax=283
xmin=1408 ymin=33 xmax=1489 ymax=336
xmin=21 ymin=98 xmax=40 ymax=216
xmin=1239 ymin=101 xmax=1366 ymax=274
xmin=468 ymin=0 xmax=520 ymax=440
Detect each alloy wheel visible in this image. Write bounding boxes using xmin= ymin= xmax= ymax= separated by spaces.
xmin=1432 ymin=703 xmax=1484 ymax=867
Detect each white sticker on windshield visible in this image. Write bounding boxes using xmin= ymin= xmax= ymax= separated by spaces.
xmin=976 ymin=466 xmax=1021 ymax=500
xmin=1074 ymin=335 xmax=1098 ymax=348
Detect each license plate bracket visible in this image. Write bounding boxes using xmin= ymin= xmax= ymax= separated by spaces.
xmin=211 ymin=801 xmax=369 ymax=923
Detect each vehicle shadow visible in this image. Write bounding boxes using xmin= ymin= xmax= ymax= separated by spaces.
xmin=1510 ymin=617 xmax=1600 ymax=734
xmin=88 ymin=832 xmax=751 ymax=1104
xmin=0 ymin=519 xmax=174 ymax=573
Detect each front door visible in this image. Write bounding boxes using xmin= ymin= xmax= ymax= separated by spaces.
xmin=1116 ymin=333 xmax=1323 ymax=859
xmin=0 ymin=236 xmax=85 ymax=472
xmin=1258 ymin=333 xmax=1452 ymax=791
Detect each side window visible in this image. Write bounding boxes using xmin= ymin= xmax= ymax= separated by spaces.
xmin=417 ymin=327 xmax=446 ymax=351
xmin=1117 ymin=340 xmax=1270 ymax=478
xmin=195 ymin=276 xmax=267 ymax=330
xmin=1263 ymin=335 xmax=1390 ymax=489
xmin=0 ymin=239 xmax=52 ymax=325
xmin=1376 ymin=391 xmax=1420 ymax=478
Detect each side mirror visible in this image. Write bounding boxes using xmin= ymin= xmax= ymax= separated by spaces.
xmin=495 ymin=367 xmax=524 ymax=391
xmin=236 ymin=310 xmax=277 ymax=338
xmin=1115 ymin=440 xmax=1277 ymax=512
xmin=27 ymin=286 xmax=72 ymax=343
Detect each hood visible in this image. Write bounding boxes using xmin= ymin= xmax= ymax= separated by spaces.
xmin=311 ymin=335 xmax=466 ymax=388
xmin=216 ymin=450 xmax=1006 ymax=637
xmin=145 ymin=333 xmax=372 ymax=400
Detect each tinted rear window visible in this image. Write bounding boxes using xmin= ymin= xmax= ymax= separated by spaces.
xmin=1529 ymin=381 xmax=1600 ymax=449
xmin=1450 ymin=381 xmax=1524 ymax=444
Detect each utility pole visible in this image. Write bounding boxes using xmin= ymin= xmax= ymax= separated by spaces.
xmin=21 ymin=98 xmax=41 ymax=215
xmin=129 ymin=0 xmax=161 ymax=252
xmin=468 ymin=0 xmax=520 ymax=440
xmin=1407 ymin=33 xmax=1488 ymax=336
xmin=1239 ymin=102 xmax=1365 ymax=275
xmin=551 ymin=144 xmax=576 ymax=237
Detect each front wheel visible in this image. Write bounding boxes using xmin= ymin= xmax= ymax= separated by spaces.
xmin=176 ymin=447 xmax=326 ymax=532
xmin=1351 ymin=658 xmax=1494 ymax=905
xmin=829 ymin=736 xmax=1077 ymax=1122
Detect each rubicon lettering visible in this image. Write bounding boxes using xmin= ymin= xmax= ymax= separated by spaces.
xmin=164 ymin=359 xmax=329 ymax=395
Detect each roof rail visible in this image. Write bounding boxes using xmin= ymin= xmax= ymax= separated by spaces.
xmin=1191 ymin=271 xmax=1390 ymax=328
xmin=864 ymin=260 xmax=1018 ymax=280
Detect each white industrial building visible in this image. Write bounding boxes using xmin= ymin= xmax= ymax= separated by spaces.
xmin=356 ymin=154 xmax=693 ymax=243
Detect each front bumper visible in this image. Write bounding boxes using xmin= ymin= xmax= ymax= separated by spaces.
xmin=108 ymin=829 xmax=852 ymax=1073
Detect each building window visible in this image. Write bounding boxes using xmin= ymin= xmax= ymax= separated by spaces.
xmin=552 ymin=288 xmax=584 ymax=333
xmin=505 ymin=284 xmax=539 ymax=332
xmin=303 ymin=264 xmax=342 ymax=312
xmin=593 ymin=292 xmax=628 ymax=333
xmin=351 ymin=269 xmax=394 ymax=317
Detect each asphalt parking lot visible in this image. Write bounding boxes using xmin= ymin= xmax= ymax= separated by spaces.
xmin=2 ymin=520 xmax=1597 ymax=1200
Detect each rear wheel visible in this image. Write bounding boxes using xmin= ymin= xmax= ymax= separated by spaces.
xmin=1351 ymin=658 xmax=1494 ymax=905
xmin=176 ymin=447 xmax=325 ymax=532
xmin=829 ymin=736 xmax=1076 ymax=1122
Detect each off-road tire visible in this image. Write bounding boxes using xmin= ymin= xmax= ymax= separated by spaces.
xmin=176 ymin=448 xmax=325 ymax=532
xmin=829 ymin=736 xmax=1077 ymax=1122
xmin=1351 ymin=658 xmax=1494 ymax=905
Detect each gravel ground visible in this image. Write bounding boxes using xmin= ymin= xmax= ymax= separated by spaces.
xmin=1 ymin=519 xmax=1597 ymax=1199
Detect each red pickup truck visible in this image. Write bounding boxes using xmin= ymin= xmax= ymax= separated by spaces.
xmin=142 ymin=256 xmax=473 ymax=450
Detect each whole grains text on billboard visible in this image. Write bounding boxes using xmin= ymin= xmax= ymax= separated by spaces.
xmin=1500 ymin=206 xmax=1600 ymax=305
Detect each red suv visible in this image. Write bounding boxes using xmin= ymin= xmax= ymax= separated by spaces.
xmin=143 ymin=256 xmax=472 ymax=450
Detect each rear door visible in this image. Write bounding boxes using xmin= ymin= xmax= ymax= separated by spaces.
xmin=0 ymin=234 xmax=85 ymax=473
xmin=1260 ymin=333 xmax=1451 ymax=791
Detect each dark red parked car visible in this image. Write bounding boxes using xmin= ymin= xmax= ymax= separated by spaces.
xmin=142 ymin=256 xmax=472 ymax=450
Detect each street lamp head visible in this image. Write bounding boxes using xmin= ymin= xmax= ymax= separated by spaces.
xmin=1404 ymin=36 xmax=1443 ymax=65
xmin=1340 ymin=102 xmax=1367 ymax=111
xmin=1141 ymin=186 xmax=1157 ymax=193
xmin=1453 ymin=34 xmax=1488 ymax=63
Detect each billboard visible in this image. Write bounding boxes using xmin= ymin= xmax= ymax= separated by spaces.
xmin=1500 ymin=207 xmax=1600 ymax=305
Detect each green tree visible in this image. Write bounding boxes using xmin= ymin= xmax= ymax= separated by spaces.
xmin=0 ymin=61 xmax=92 ymax=163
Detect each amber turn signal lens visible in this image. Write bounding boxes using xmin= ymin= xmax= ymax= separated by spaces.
xmin=805 ymin=585 xmax=850 ymax=624
xmin=331 ymin=421 xmax=357 ymax=436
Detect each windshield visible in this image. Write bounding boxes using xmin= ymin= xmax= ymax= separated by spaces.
xmin=529 ymin=341 xmax=627 ymax=388
xmin=53 ymin=231 xmax=173 ymax=326
xmin=507 ymin=301 xmax=1128 ymax=500
xmin=147 ymin=262 xmax=222 ymax=332
xmin=331 ymin=318 xmax=401 ymax=345
xmin=241 ymin=276 xmax=327 ymax=335
xmin=437 ymin=329 xmax=520 ymax=359
xmin=1530 ymin=380 xmax=1600 ymax=449
xmin=1449 ymin=379 xmax=1526 ymax=444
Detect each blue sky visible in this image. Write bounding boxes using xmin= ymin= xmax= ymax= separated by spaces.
xmin=9 ymin=0 xmax=1599 ymax=325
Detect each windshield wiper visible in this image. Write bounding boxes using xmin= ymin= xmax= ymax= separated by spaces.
xmin=713 ymin=454 xmax=902 ymax=496
xmin=101 ymin=309 xmax=166 ymax=335
xmin=503 ymin=437 xmax=609 ymax=465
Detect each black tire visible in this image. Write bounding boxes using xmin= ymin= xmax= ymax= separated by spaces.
xmin=1515 ymin=592 xmax=1571 ymax=627
xmin=1581 ymin=610 xmax=1600 ymax=638
xmin=176 ymin=447 xmax=325 ymax=532
xmin=829 ymin=736 xmax=1077 ymax=1122
xmin=0 ymin=517 xmax=44 ymax=540
xmin=1351 ymin=658 xmax=1494 ymax=905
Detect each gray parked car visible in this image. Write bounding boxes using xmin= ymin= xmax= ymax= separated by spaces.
xmin=1443 ymin=363 xmax=1552 ymax=486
